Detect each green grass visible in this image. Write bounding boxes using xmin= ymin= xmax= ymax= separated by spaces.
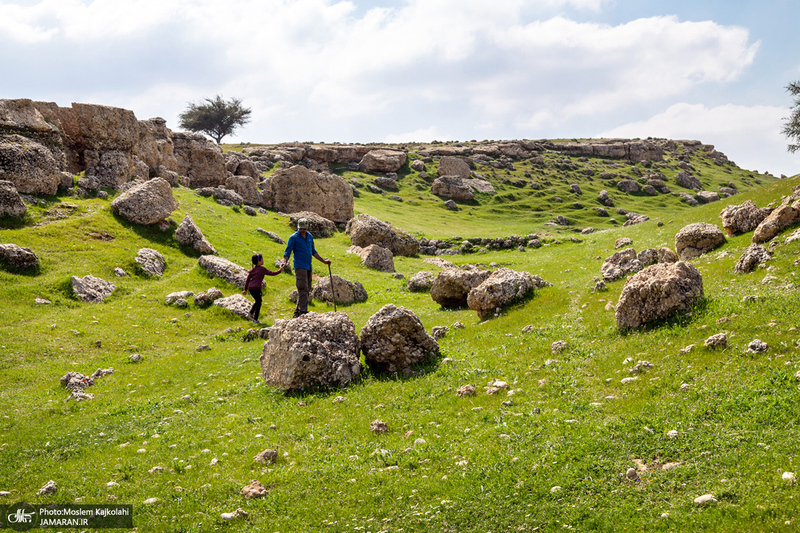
xmin=1 ymin=144 xmax=799 ymax=532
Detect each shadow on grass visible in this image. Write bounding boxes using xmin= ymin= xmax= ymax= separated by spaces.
xmin=111 ymin=213 xmax=177 ymax=247
xmin=617 ymin=297 xmax=710 ymax=336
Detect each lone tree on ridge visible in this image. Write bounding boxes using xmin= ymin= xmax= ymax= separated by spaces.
xmin=783 ymin=80 xmax=800 ymax=153
xmin=178 ymin=95 xmax=252 ymax=144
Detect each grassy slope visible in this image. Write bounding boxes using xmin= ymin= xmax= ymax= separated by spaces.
xmin=0 ymin=144 xmax=799 ymax=532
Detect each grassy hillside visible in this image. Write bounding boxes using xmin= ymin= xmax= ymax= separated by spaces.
xmin=1 ymin=144 xmax=799 ymax=532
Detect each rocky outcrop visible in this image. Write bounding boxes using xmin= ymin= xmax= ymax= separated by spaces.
xmin=553 ymin=139 xmax=663 ymax=162
xmin=193 ymin=287 xmax=223 ymax=307
xmin=224 ymin=174 xmax=261 ymax=206
xmin=261 ymin=165 xmax=353 ymax=223
xmin=358 ymin=149 xmax=407 ymax=173
xmin=175 ymin=214 xmax=216 ymax=254
xmin=437 ymin=156 xmax=471 ymax=179
xmin=72 ymin=275 xmax=116 ymax=303
xmin=345 ymin=213 xmax=419 ymax=256
xmin=172 ymin=132 xmax=227 ymax=187
xmin=615 ymin=262 xmax=704 ymax=330
xmin=734 ymin=243 xmax=771 ymax=274
xmin=260 ymin=312 xmax=362 ymax=390
xmin=675 ymin=222 xmax=725 ymax=260
xmin=360 ymin=304 xmax=439 ymax=374
xmin=430 ymin=268 xmax=491 ymax=308
xmin=752 ymin=204 xmax=799 ymax=243
xmin=466 ymin=268 xmax=549 ymax=319
xmin=110 ymin=178 xmax=178 ymax=225
xmin=0 ymin=180 xmax=27 ymax=217
xmin=347 ymin=244 xmax=395 ymax=272
xmin=674 ymin=171 xmax=702 ymax=191
xmin=0 ymin=243 xmax=39 ymax=271
xmin=310 ymin=274 xmax=367 ymax=305
xmin=720 ymin=200 xmax=768 ymax=236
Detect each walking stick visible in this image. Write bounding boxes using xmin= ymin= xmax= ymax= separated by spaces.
xmin=327 ymin=262 xmax=337 ymax=312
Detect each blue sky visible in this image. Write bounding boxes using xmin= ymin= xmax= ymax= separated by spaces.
xmin=1 ymin=0 xmax=799 ymax=175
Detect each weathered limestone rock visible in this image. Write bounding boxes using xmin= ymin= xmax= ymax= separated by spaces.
xmin=601 ymin=248 xmax=642 ymax=282
xmin=753 ymin=204 xmax=799 ymax=243
xmin=675 ymin=222 xmax=726 ymax=260
xmin=657 ymin=247 xmax=679 ymax=264
xmin=617 ymin=179 xmax=640 ymax=193
xmin=437 ymin=156 xmax=471 ymax=179
xmin=347 ymin=244 xmax=395 ymax=272
xmin=407 ymin=271 xmax=435 ymax=292
xmin=0 ymin=135 xmax=62 ymax=195
xmin=615 ymin=262 xmax=704 ymax=329
xmin=287 ymin=211 xmax=337 ymax=237
xmin=345 ymin=213 xmax=419 ymax=256
xmin=260 ymin=312 xmax=361 ymax=390
xmin=466 ymin=268 xmax=549 ymax=319
xmin=675 ymin=171 xmax=702 ymax=190
xmin=431 ymin=176 xmax=474 ymax=200
xmin=430 ymin=268 xmax=492 ymax=307
xmin=310 ymin=274 xmax=367 ymax=305
xmin=358 ymin=149 xmax=407 ymax=173
xmin=72 ymin=275 xmax=117 ymax=303
xmin=360 ymin=304 xmax=439 ymax=373
xmin=198 ymin=255 xmax=251 ymax=290
xmin=193 ymin=287 xmax=223 ymax=307
xmin=261 ymin=165 xmax=353 ymax=223
xmin=697 ymin=191 xmax=720 ymax=203
xmin=175 ymin=214 xmax=216 ymax=254
xmin=172 ymin=132 xmax=227 ymax=187
xmin=734 ymin=243 xmax=771 ymax=274
xmin=110 ymin=178 xmax=178 ymax=225
xmin=212 ymin=294 xmax=251 ymax=319
xmin=224 ymin=174 xmax=261 ymax=206
xmin=135 ymin=248 xmax=166 ymax=276
xmin=0 ymin=243 xmax=39 ymax=270
xmin=720 ymin=200 xmax=768 ymax=236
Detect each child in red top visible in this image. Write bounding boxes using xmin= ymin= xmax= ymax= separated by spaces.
xmin=242 ymin=253 xmax=282 ymax=324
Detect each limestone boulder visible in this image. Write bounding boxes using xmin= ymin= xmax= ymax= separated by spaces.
xmin=675 ymin=222 xmax=725 ymax=260
xmin=617 ymin=180 xmax=639 ymax=193
xmin=753 ymin=204 xmax=799 ymax=243
xmin=135 ymin=248 xmax=166 ymax=276
xmin=358 ymin=149 xmax=407 ymax=173
xmin=657 ymin=247 xmax=679 ymax=263
xmin=437 ymin=156 xmax=471 ymax=179
xmin=345 ymin=213 xmax=419 ymax=256
xmin=675 ymin=171 xmax=702 ymax=190
xmin=198 ymin=255 xmax=252 ymax=290
xmin=172 ymin=132 xmax=227 ymax=187
xmin=110 ymin=178 xmax=178 ymax=225
xmin=697 ymin=191 xmax=720 ymax=203
xmin=466 ymin=268 xmax=549 ymax=319
xmin=407 ymin=271 xmax=435 ymax=292
xmin=734 ymin=243 xmax=772 ymax=274
xmin=360 ymin=304 xmax=439 ymax=374
xmin=310 ymin=274 xmax=367 ymax=305
xmin=0 ymin=135 xmax=62 ymax=195
xmin=287 ymin=211 xmax=337 ymax=237
xmin=175 ymin=214 xmax=216 ymax=255
xmin=224 ymin=175 xmax=261 ymax=206
xmin=615 ymin=262 xmax=704 ymax=330
xmin=261 ymin=165 xmax=353 ymax=223
xmin=193 ymin=287 xmax=223 ymax=307
xmin=72 ymin=275 xmax=117 ymax=303
xmin=431 ymin=176 xmax=474 ymax=200
xmin=430 ymin=268 xmax=492 ymax=308
xmin=468 ymin=178 xmax=496 ymax=195
xmin=720 ymin=200 xmax=768 ymax=236
xmin=601 ymin=248 xmax=642 ymax=282
xmin=224 ymin=151 xmax=261 ymax=179
xmin=196 ymin=186 xmax=243 ymax=206
xmin=347 ymin=244 xmax=394 ymax=272
xmin=0 ymin=243 xmax=39 ymax=271
xmin=213 ymin=294 xmax=252 ymax=319
xmin=260 ymin=312 xmax=361 ymax=390
xmin=0 ymin=180 xmax=27 ymax=217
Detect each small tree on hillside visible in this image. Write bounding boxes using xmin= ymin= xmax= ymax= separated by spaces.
xmin=178 ymin=95 xmax=252 ymax=144
xmin=783 ymin=80 xmax=800 ymax=153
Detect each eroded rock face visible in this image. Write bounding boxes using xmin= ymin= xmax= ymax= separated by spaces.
xmin=734 ymin=243 xmax=772 ymax=274
xmin=310 ymin=274 xmax=367 ymax=305
xmin=615 ymin=262 xmax=704 ymax=330
xmin=753 ymin=204 xmax=799 ymax=244
xmin=224 ymin=174 xmax=261 ymax=206
xmin=261 ymin=165 xmax=353 ymax=223
xmin=360 ymin=304 xmax=439 ymax=374
xmin=675 ymin=171 xmax=702 ymax=190
xmin=430 ymin=268 xmax=491 ymax=307
xmin=0 ymin=180 xmax=27 ymax=217
xmin=198 ymin=255 xmax=251 ymax=290
xmin=173 ymin=132 xmax=227 ymax=187
xmin=110 ymin=178 xmax=178 ymax=225
xmin=720 ymin=200 xmax=768 ymax=236
xmin=601 ymin=248 xmax=642 ymax=282
xmin=675 ymin=222 xmax=725 ymax=260
xmin=345 ymin=213 xmax=419 ymax=256
xmin=0 ymin=135 xmax=62 ymax=195
xmin=431 ymin=176 xmax=475 ymax=200
xmin=0 ymin=243 xmax=39 ymax=270
xmin=466 ymin=268 xmax=549 ymax=319
xmin=358 ymin=149 xmax=407 ymax=173
xmin=175 ymin=214 xmax=216 ymax=254
xmin=135 ymin=248 xmax=166 ymax=276
xmin=260 ymin=312 xmax=361 ymax=390
xmin=72 ymin=275 xmax=117 ymax=303
xmin=437 ymin=156 xmax=471 ymax=179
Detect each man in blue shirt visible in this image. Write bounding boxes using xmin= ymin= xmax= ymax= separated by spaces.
xmin=282 ymin=218 xmax=331 ymax=318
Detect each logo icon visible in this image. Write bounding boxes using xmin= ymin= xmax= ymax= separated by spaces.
xmin=6 ymin=503 xmax=38 ymax=531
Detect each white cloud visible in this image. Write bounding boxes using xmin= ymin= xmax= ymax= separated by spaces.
xmin=384 ymin=125 xmax=446 ymax=143
xmin=598 ymin=103 xmax=800 ymax=176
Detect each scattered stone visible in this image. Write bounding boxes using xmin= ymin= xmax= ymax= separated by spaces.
xmin=196 ymin=344 xmax=211 ymax=352
xmin=240 ymin=480 xmax=268 ymax=499
xmin=783 ymin=472 xmax=796 ymax=482
xmin=457 ymin=384 xmax=476 ymax=397
xmin=360 ymin=304 xmax=439 ymax=374
xmin=71 ymin=275 xmax=116 ymax=303
xmin=310 ymin=274 xmax=368 ymax=305
xmin=113 ymin=267 xmax=128 ymax=277
xmin=193 ymin=287 xmax=223 ymax=307
xmin=720 ymin=200 xmax=768 ymax=235
xmin=130 ymin=353 xmax=142 ymax=363
xmin=213 ymin=294 xmax=252 ymax=319
xmin=734 ymin=244 xmax=772 ymax=274
xmin=657 ymin=247 xmax=679 ymax=264
xmin=345 ymin=213 xmax=419 ymax=256
xmin=347 ymin=244 xmax=395 ymax=272
xmin=175 ymin=214 xmax=216 ymax=254
xmin=143 ymin=497 xmax=160 ymax=505
xmin=753 ymin=204 xmax=799 ymax=243
xmin=444 ymin=199 xmax=458 ymax=210
xmin=260 ymin=312 xmax=361 ymax=390
xmin=0 ymin=180 xmax=27 ymax=217
xmin=407 ymin=271 xmax=435 ymax=292
xmin=679 ymin=383 xmax=692 ymax=391
xmin=0 ymin=243 xmax=39 ymax=271
xmin=431 ymin=268 xmax=491 ymax=308
xmin=165 ymin=291 xmax=193 ymax=305
xmin=431 ymin=326 xmax=449 ymax=340
xmin=135 ymin=248 xmax=166 ymax=276
xmin=257 ymin=228 xmax=285 ymax=245
xmin=221 ymin=508 xmax=248 ymax=521
xmin=467 ymin=268 xmax=548 ymax=319
xmin=704 ymin=333 xmax=727 ymax=349
xmin=693 ymin=494 xmax=717 ymax=505
xmin=485 ymin=380 xmax=509 ymax=395
xmin=629 ymin=361 xmax=653 ymax=374
xmin=601 ymin=248 xmax=642 ymax=282
xmin=666 ymin=430 xmax=679 ymax=438
xmin=625 ymin=468 xmax=640 ymax=482
xmin=675 ymin=222 xmax=726 ymax=260
xmin=110 ymin=178 xmax=178 ymax=225
xmin=37 ymin=480 xmax=57 ymax=495
xmin=615 ymin=262 xmax=704 ymax=330
xmin=370 ymin=420 xmax=389 ymax=434
xmin=253 ymin=449 xmax=278 ymax=464
xmin=746 ymin=339 xmax=768 ymax=354
xmin=197 ymin=255 xmax=251 ymax=290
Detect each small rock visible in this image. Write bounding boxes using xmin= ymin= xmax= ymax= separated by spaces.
xmin=625 ymin=467 xmax=640 ymax=482
xmin=332 ymin=396 xmax=347 ymax=403
xmin=37 ymin=480 xmax=57 ymax=495
xmin=693 ymin=494 xmax=717 ymax=505
xmin=679 ymin=383 xmax=692 ymax=392
xmin=143 ymin=497 xmax=160 ymax=505
xmin=667 ymin=430 xmax=679 ymax=438
xmin=551 ymin=340 xmax=568 ymax=354
xmin=457 ymin=384 xmax=476 ymax=397
xmin=370 ymin=420 xmax=389 ymax=434
xmin=550 ymin=486 xmax=562 ymax=494
xmin=704 ymin=333 xmax=727 ymax=349
xmin=221 ymin=508 xmax=248 ymax=521
xmin=783 ymin=472 xmax=796 ymax=482
xmin=240 ymin=480 xmax=268 ymax=499
xmin=130 ymin=353 xmax=142 ymax=363
xmin=747 ymin=339 xmax=768 ymax=354
xmin=413 ymin=438 xmax=426 ymax=446
xmin=196 ymin=344 xmax=211 ymax=352
xmin=253 ymin=449 xmax=278 ymax=464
